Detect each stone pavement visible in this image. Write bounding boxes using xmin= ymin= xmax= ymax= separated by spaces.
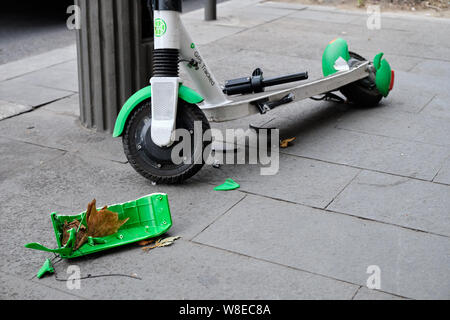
xmin=1 ymin=1 xmax=449 ymax=299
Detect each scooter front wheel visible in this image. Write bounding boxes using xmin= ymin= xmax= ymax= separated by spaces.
xmin=123 ymin=99 xmax=211 ymax=184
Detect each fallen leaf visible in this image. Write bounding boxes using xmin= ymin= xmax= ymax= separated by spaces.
xmin=61 ymin=220 xmax=86 ymax=248
xmin=280 ymin=137 xmax=296 ymax=148
xmin=137 ymin=239 xmax=155 ymax=246
xmin=64 ymin=199 xmax=129 ymax=250
xmin=142 ymin=236 xmax=181 ymax=252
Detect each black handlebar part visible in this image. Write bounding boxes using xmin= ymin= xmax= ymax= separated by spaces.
xmin=223 ymin=69 xmax=308 ymax=96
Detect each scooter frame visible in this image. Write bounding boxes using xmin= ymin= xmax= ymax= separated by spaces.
xmin=149 ymin=0 xmax=374 ymax=147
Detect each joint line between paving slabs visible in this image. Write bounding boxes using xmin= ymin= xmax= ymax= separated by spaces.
xmin=351 ymin=286 xmax=362 ymax=300
xmin=190 ymin=194 xmax=247 ymax=241
xmin=418 ymin=94 xmax=438 ymax=114
xmin=280 ymin=150 xmax=450 ymax=186
xmin=0 ymin=135 xmax=69 ymax=154
xmin=431 ymin=154 xmax=450 ymax=183
xmin=0 ymin=58 xmax=77 ymax=83
xmin=324 ymin=169 xmax=362 ymax=210
xmin=235 ymin=189 xmax=450 ymax=239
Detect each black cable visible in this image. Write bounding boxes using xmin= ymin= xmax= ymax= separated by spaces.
xmin=54 ymin=272 xmax=142 ymax=282
xmin=310 ymin=92 xmax=346 ymax=103
xmin=34 ymin=253 xmax=142 ymax=282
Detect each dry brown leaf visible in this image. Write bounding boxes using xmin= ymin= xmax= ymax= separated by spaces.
xmin=137 ymin=239 xmax=155 ymax=246
xmin=280 ymin=137 xmax=296 ymax=148
xmin=62 ymin=220 xmax=86 ymax=248
xmin=142 ymin=236 xmax=181 ymax=252
xmin=64 ymin=199 xmax=129 ymax=250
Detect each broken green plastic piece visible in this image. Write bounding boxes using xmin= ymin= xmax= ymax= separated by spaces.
xmin=25 ymin=194 xmax=173 ymax=259
xmin=214 ymin=178 xmax=240 ymax=191
xmin=373 ymin=52 xmax=393 ymax=97
xmin=25 ymin=227 xmax=76 ymax=257
xmin=37 ymin=259 xmax=54 ymax=279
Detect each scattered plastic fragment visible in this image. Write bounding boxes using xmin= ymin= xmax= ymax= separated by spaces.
xmin=280 ymin=137 xmax=296 ymax=148
xmin=214 ymin=178 xmax=240 ymax=191
xmin=141 ymin=236 xmax=181 ymax=252
xmin=37 ymin=259 xmax=54 ymax=279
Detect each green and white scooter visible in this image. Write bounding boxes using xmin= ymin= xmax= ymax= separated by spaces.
xmin=113 ymin=0 xmax=395 ymax=184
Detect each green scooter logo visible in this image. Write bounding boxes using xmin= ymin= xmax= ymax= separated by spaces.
xmin=154 ymin=18 xmax=167 ymax=37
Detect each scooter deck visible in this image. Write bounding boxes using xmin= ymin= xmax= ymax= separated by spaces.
xmin=25 ymin=194 xmax=172 ymax=259
xmin=201 ymin=61 xmax=370 ymax=122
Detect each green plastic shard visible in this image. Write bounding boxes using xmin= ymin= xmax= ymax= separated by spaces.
xmin=37 ymin=259 xmax=54 ymax=279
xmin=214 ymin=179 xmax=240 ymax=191
xmin=373 ymin=52 xmax=393 ymax=97
xmin=25 ymin=227 xmax=77 ymax=257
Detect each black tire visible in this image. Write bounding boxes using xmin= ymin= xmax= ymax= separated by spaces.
xmin=340 ymin=51 xmax=382 ymax=108
xmin=123 ymin=99 xmax=211 ymax=184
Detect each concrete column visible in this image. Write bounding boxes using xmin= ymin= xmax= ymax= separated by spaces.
xmin=205 ymin=0 xmax=217 ymax=21
xmin=75 ymin=0 xmax=153 ymax=133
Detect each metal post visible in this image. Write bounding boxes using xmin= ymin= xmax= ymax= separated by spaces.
xmin=205 ymin=0 xmax=217 ymax=21
xmin=75 ymin=0 xmax=153 ymax=133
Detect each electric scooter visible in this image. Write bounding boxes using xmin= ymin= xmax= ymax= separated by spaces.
xmin=113 ymin=0 xmax=394 ymax=184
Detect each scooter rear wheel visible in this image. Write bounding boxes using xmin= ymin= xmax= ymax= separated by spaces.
xmin=123 ymin=99 xmax=211 ymax=184
xmin=340 ymin=51 xmax=383 ymax=108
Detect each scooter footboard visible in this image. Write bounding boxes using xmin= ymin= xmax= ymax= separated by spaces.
xmin=202 ymin=61 xmax=370 ymax=122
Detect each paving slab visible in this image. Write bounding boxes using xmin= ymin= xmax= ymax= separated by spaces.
xmin=211 ymin=13 xmax=450 ymax=63
xmin=280 ymin=125 xmax=449 ymax=181
xmin=28 ymin=240 xmax=358 ymax=300
xmin=335 ymin=106 xmax=450 ymax=147
xmin=0 ymin=45 xmax=77 ymax=82
xmin=288 ymin=6 xmax=362 ymax=24
xmin=0 ymin=100 xmax=32 ymax=120
xmin=194 ymin=194 xmax=450 ymax=299
xmin=0 ymin=151 xmax=143 ymax=210
xmin=394 ymin=69 xmax=450 ymax=97
xmin=11 ymin=60 xmax=78 ymax=93
xmin=0 ymin=192 xmax=72 ymax=281
xmin=421 ymin=94 xmax=450 ymax=120
xmin=328 ymin=170 xmax=450 ymax=236
xmin=0 ymin=107 xmax=126 ymax=163
xmin=381 ymin=86 xmax=435 ymax=114
xmin=0 ymin=78 xmax=73 ymax=107
xmin=0 ymin=136 xmax=65 ymax=183
xmin=183 ymin=21 xmax=245 ymax=46
xmin=409 ymin=59 xmax=450 ymax=80
xmin=184 ymin=2 xmax=299 ymax=29
xmin=0 ymin=273 xmax=80 ymax=300
xmin=361 ymin=51 xmax=422 ymax=73
xmin=41 ymin=94 xmax=80 ymax=118
xmin=195 ymin=153 xmax=359 ymax=208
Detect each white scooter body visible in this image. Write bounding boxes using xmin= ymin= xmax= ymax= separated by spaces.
xmin=151 ymin=9 xmax=371 ymax=147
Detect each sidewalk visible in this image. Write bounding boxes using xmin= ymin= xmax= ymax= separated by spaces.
xmin=1 ymin=0 xmax=449 ymax=299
